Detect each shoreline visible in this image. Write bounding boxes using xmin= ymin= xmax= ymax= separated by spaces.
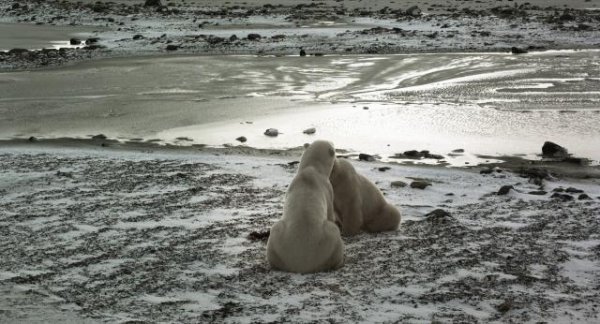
xmin=2 ymin=137 xmax=599 ymax=179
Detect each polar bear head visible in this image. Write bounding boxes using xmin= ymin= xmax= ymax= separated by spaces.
xmin=299 ymin=140 xmax=335 ymax=176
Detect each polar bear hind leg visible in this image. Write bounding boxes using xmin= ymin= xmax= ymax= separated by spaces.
xmin=363 ymin=204 xmax=400 ymax=233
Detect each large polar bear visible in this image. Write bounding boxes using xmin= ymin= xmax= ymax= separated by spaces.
xmin=329 ymin=158 xmax=401 ymax=235
xmin=266 ymin=140 xmax=344 ymax=273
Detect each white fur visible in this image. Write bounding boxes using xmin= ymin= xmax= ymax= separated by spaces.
xmin=330 ymin=158 xmax=401 ymax=236
xmin=266 ymin=140 xmax=344 ymax=273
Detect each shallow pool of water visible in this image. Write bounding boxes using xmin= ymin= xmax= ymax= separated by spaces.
xmin=1 ymin=51 xmax=599 ymax=163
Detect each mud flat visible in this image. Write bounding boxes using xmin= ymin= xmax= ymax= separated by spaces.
xmin=0 ymin=144 xmax=599 ymax=323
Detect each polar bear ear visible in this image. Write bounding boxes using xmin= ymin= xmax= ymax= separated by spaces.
xmin=328 ymin=147 xmax=335 ymax=157
xmin=304 ymin=143 xmax=310 ymax=149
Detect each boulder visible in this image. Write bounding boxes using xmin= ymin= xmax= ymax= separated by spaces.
xmin=302 ymin=127 xmax=316 ymax=135
xmin=144 ymin=0 xmax=162 ymax=7
xmin=166 ymin=44 xmax=179 ymax=51
xmin=85 ymin=37 xmax=100 ymax=45
xmin=264 ymin=128 xmax=278 ymax=137
xmin=69 ymin=38 xmax=81 ymax=45
xmin=132 ymin=34 xmax=144 ymax=40
xmin=358 ymin=153 xmax=375 ymax=162
xmin=236 ymin=136 xmax=247 ymax=143
xmin=497 ymin=185 xmax=513 ymax=195
xmin=542 ymin=141 xmax=569 ymax=159
xmin=247 ymin=33 xmax=261 ymax=41
xmin=299 ymin=48 xmax=306 ymax=57
xmin=511 ymin=47 xmax=528 ymax=54
xmin=410 ymin=181 xmax=431 ymax=190
xmin=391 ymin=180 xmax=407 ymax=188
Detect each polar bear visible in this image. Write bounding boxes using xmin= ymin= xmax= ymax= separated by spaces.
xmin=266 ymin=140 xmax=344 ymax=273
xmin=329 ymin=158 xmax=400 ymax=235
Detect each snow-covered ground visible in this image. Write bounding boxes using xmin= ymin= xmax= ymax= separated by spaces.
xmin=1 ymin=145 xmax=599 ymax=323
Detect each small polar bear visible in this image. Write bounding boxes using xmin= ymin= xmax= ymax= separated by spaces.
xmin=266 ymin=140 xmax=344 ymax=273
xmin=329 ymin=158 xmax=401 ymax=236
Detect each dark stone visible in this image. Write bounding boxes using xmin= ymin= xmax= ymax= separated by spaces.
xmin=452 ymin=149 xmax=465 ymax=153
xmin=542 ymin=141 xmax=569 ymax=159
xmin=8 ymin=48 xmax=29 ymax=55
xmin=358 ymin=153 xmax=375 ymax=162
xmin=85 ymin=37 xmax=100 ymax=45
xmin=496 ymin=300 xmax=512 ymax=313
xmin=410 ymin=181 xmax=431 ymax=190
xmin=264 ymin=128 xmax=278 ymax=137
xmin=528 ymin=190 xmax=547 ymax=195
xmin=551 ymin=193 xmax=574 ymax=201
xmin=92 ymin=134 xmax=107 ymax=140
xmin=144 ymin=0 xmax=162 ymax=7
xmin=28 ymin=136 xmax=37 ymax=142
xmin=207 ymin=36 xmax=226 ymax=45
xmin=553 ymin=188 xmax=565 ymax=193
xmin=247 ymin=230 xmax=270 ymax=242
xmin=403 ymin=150 xmax=421 ymax=158
xmin=578 ymin=194 xmax=591 ymax=200
xmin=229 ymin=34 xmax=238 ymax=41
xmin=391 ymin=181 xmax=407 ymax=188
xmin=299 ymin=48 xmax=306 ymax=57
xmin=247 ymin=33 xmax=261 ymax=41
xmin=133 ymin=34 xmax=144 ymax=40
xmin=378 ymin=167 xmax=391 ymax=172
xmin=236 ymin=136 xmax=247 ymax=143
xmin=69 ymin=38 xmax=81 ymax=45
xmin=84 ymin=44 xmax=106 ymax=50
xmin=425 ymin=209 xmax=450 ymax=219
xmin=497 ymin=185 xmax=513 ymax=195
xmin=511 ymin=47 xmax=528 ymax=54
xmin=565 ymin=187 xmax=584 ymax=194
xmin=480 ymin=168 xmax=494 ymax=175
xmin=166 ymin=44 xmax=179 ymax=51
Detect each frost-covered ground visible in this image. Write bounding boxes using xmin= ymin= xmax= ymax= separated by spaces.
xmin=1 ymin=145 xmax=599 ymax=323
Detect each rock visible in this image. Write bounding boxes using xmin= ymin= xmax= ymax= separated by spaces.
xmin=496 ymin=300 xmax=513 ymax=313
xmin=132 ymin=34 xmax=144 ymax=40
xmin=247 ymin=230 xmax=270 ymax=242
xmin=425 ymin=209 xmax=450 ymax=218
xmin=207 ymin=36 xmax=226 ymax=45
xmin=391 ymin=181 xmax=407 ymax=188
xmin=511 ymin=47 xmax=528 ymax=54
xmin=578 ymin=194 xmax=591 ymax=200
xmin=410 ymin=181 xmax=431 ymax=190
xmin=403 ymin=150 xmax=421 ymax=158
xmin=247 ymin=33 xmax=261 ymax=41
xmin=542 ymin=141 xmax=569 ymax=159
xmin=551 ymin=192 xmax=574 ymax=201
xmin=69 ymin=38 xmax=80 ymax=45
xmin=236 ymin=136 xmax=247 ymax=143
xmin=84 ymin=44 xmax=106 ymax=50
xmin=264 ymin=128 xmax=278 ymax=137
xmin=528 ymin=190 xmax=547 ymax=195
xmin=299 ymin=48 xmax=306 ymax=57
xmin=229 ymin=34 xmax=238 ymax=41
xmin=56 ymin=170 xmax=73 ymax=178
xmin=406 ymin=5 xmax=422 ymax=17
xmin=358 ymin=153 xmax=375 ymax=162
xmin=425 ymin=153 xmax=444 ymax=160
xmin=497 ymin=185 xmax=514 ymax=195
xmin=480 ymin=168 xmax=494 ymax=175
xmin=452 ymin=149 xmax=465 ymax=153
xmin=85 ymin=37 xmax=100 ymax=45
xmin=166 ymin=44 xmax=179 ymax=51
xmin=303 ymin=127 xmax=316 ymax=135
xmin=28 ymin=136 xmax=37 ymax=142
xmin=8 ymin=48 xmax=29 ymax=55
xmin=144 ymin=0 xmax=162 ymax=7
xmin=92 ymin=134 xmax=107 ymax=140
xmin=378 ymin=167 xmax=391 ymax=172
xmin=565 ymin=187 xmax=584 ymax=194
